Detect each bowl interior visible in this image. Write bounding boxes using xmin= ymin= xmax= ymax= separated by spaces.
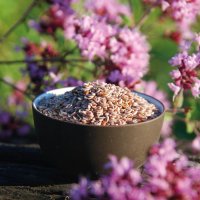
xmin=33 ymin=87 xmax=165 ymax=119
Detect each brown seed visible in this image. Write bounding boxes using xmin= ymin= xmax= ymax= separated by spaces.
xmin=37 ymin=81 xmax=159 ymax=126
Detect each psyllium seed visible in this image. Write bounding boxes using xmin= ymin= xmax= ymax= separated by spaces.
xmin=37 ymin=81 xmax=160 ymax=126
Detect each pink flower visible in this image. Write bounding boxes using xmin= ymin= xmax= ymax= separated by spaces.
xmin=192 ymin=136 xmax=200 ymax=151
xmin=0 ymin=110 xmax=30 ymax=139
xmin=149 ymin=177 xmax=170 ymax=191
xmin=168 ymin=83 xmax=181 ymax=96
xmin=144 ymin=0 xmax=200 ymax=41
xmin=109 ymin=28 xmax=150 ymax=74
xmin=85 ymin=0 xmax=131 ymax=24
xmin=161 ymin=0 xmax=170 ymax=11
xmin=145 ymin=138 xmax=180 ymax=178
xmin=160 ymin=118 xmax=173 ymax=137
xmin=8 ymin=80 xmax=27 ymax=106
xmin=191 ymin=80 xmax=200 ymax=97
xmin=170 ymin=69 xmax=181 ymax=79
xmin=70 ymin=178 xmax=90 ymax=200
xmin=146 ymin=157 xmax=168 ymax=177
xmin=49 ymin=72 xmax=62 ymax=83
xmin=29 ymin=0 xmax=76 ymax=35
xmin=70 ymin=139 xmax=200 ymax=200
xmin=70 ymin=16 xmax=116 ymax=60
xmin=69 ymin=16 xmax=150 ymax=89
xmin=169 ymin=52 xmax=187 ymax=66
xmin=169 ymin=36 xmax=200 ymax=97
xmin=59 ymin=77 xmax=83 ymax=87
xmin=63 ymin=15 xmax=77 ymax=39
xmin=184 ymin=55 xmax=199 ymax=70
xmin=194 ymin=33 xmax=200 ymax=46
xmin=179 ymin=41 xmax=192 ymax=52
xmin=107 ymin=70 xmax=139 ymax=89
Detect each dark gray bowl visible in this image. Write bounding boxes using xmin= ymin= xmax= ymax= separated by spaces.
xmin=32 ymin=87 xmax=165 ymax=179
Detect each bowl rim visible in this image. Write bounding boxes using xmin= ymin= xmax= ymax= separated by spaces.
xmin=32 ymin=87 xmax=165 ymax=128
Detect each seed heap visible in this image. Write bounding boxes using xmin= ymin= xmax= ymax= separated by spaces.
xmin=37 ymin=82 xmax=159 ymax=126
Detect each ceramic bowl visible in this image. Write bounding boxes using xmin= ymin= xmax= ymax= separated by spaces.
xmin=32 ymin=87 xmax=165 ymax=179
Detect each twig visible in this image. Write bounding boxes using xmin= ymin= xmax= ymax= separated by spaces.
xmin=128 ymin=0 xmax=133 ymax=11
xmin=61 ymin=46 xmax=78 ymax=58
xmin=128 ymin=0 xmax=135 ymax=25
xmin=0 ymin=0 xmax=40 ymax=44
xmin=0 ymin=78 xmax=33 ymax=100
xmin=56 ymin=46 xmax=78 ymax=71
xmin=172 ymin=115 xmax=187 ymax=122
xmin=0 ymin=58 xmax=88 ymax=65
xmin=166 ymin=108 xmax=187 ymax=122
xmin=0 ymin=57 xmax=94 ymax=73
xmin=67 ymin=60 xmax=94 ymax=73
xmin=166 ymin=108 xmax=185 ymax=114
xmin=135 ymin=2 xmax=157 ymax=29
xmin=128 ymin=0 xmax=134 ymax=15
xmin=194 ymin=121 xmax=200 ymax=135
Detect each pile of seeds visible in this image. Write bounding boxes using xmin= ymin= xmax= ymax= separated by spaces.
xmin=37 ymin=82 xmax=159 ymax=126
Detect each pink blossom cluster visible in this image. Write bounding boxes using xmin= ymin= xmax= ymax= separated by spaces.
xmin=58 ymin=77 xmax=83 ymax=87
xmin=144 ymin=0 xmax=200 ymax=42
xmin=7 ymin=80 xmax=27 ymax=106
xmin=85 ymin=0 xmax=131 ymax=24
xmin=0 ymin=110 xmax=30 ymax=140
xmin=0 ymin=79 xmax=30 ymax=140
xmin=28 ymin=0 xmax=150 ymax=89
xmin=70 ymin=139 xmax=200 ymax=200
xmin=21 ymin=40 xmax=61 ymax=93
xmin=68 ymin=16 xmax=150 ymax=89
xmin=29 ymin=0 xmax=75 ymax=35
xmin=192 ymin=135 xmax=200 ymax=151
xmin=70 ymin=155 xmax=147 ymax=200
xmin=144 ymin=139 xmax=200 ymax=199
xmin=20 ymin=39 xmax=83 ymax=94
xmin=22 ymin=40 xmax=59 ymax=57
xmin=168 ymin=35 xmax=200 ymax=98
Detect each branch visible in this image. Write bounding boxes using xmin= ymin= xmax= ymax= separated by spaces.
xmin=61 ymin=46 xmax=78 ymax=58
xmin=128 ymin=0 xmax=133 ymax=11
xmin=194 ymin=121 xmax=200 ymax=135
xmin=0 ymin=78 xmax=33 ymax=100
xmin=166 ymin=108 xmax=185 ymax=114
xmin=0 ymin=58 xmax=88 ymax=65
xmin=0 ymin=0 xmax=40 ymax=44
xmin=127 ymin=0 xmax=135 ymax=26
xmin=135 ymin=2 xmax=157 ymax=29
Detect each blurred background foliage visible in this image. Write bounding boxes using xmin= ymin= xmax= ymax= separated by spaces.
xmin=0 ymin=0 xmax=174 ymax=96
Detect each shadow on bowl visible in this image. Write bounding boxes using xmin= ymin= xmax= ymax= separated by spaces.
xmin=32 ymin=87 xmax=165 ymax=182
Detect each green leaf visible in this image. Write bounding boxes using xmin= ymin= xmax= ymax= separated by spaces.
xmin=55 ymin=30 xmax=65 ymax=48
xmin=173 ymin=120 xmax=195 ymax=140
xmin=121 ymin=15 xmax=132 ymax=27
xmin=190 ymin=99 xmax=200 ymax=120
xmin=173 ymin=89 xmax=184 ymax=108
xmin=129 ymin=0 xmax=144 ymax=22
xmin=186 ymin=121 xmax=195 ymax=133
